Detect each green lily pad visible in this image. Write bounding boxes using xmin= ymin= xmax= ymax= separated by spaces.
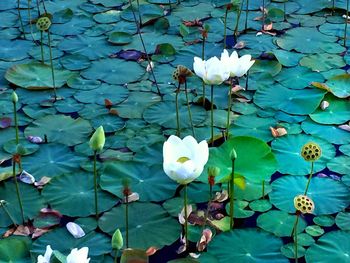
xmin=0 ymin=167 xmax=12 ymax=182
xmin=254 ymin=85 xmax=326 ymax=115
xmin=24 ymin=115 xmax=92 ymax=146
xmin=271 ymin=134 xmax=335 ymax=175
xmin=310 ymin=94 xmax=350 ymax=124
xmin=200 ymin=136 xmax=277 ymax=183
xmin=42 ymin=172 xmax=116 ymax=217
xmin=81 ymin=59 xmax=145 ymax=85
xmin=257 ymin=210 xmax=307 ymax=237
xmin=31 ymin=228 xmax=111 ymax=258
xmin=313 ymin=215 xmax=335 ymax=227
xmin=0 ymin=236 xmax=31 ymax=263
xmin=324 ymin=74 xmax=350 ymax=98
xmin=305 ymin=231 xmax=350 ymax=263
xmin=60 ymin=54 xmax=91 ymax=71
xmin=327 ymin=156 xmax=350 ymax=174
xmin=98 ymin=202 xmax=181 ymax=249
xmin=0 ymin=181 xmax=45 ymax=227
xmin=21 ymin=144 xmax=87 ymax=180
xmin=300 ymin=53 xmax=345 ymax=72
xmin=276 ymin=27 xmax=337 ymax=53
xmin=225 ymin=200 xmax=255 ymax=219
xmin=235 ymin=180 xmax=272 ymax=201
xmin=269 ymin=175 xmax=350 ymax=215
xmin=281 ymin=243 xmax=306 ymax=259
xmin=100 ymin=161 xmax=177 ymax=202
xmin=305 ymin=225 xmax=324 ymax=237
xmin=249 ymin=199 xmax=272 ymax=212
xmin=5 ymin=63 xmax=75 ymax=90
xmin=0 ymin=40 xmax=33 ymax=61
xmin=3 ymin=139 xmax=40 ymax=156
xmin=208 ymin=228 xmax=288 ymax=263
xmin=296 ymin=233 xmax=315 ymax=247
xmin=271 ymin=49 xmax=304 ymax=67
xmin=108 ymin=32 xmax=133 ymax=45
xmin=335 ymin=212 xmax=350 ymax=231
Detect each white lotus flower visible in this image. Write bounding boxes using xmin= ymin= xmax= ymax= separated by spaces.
xmin=193 ymin=56 xmax=230 ymax=85
xmin=220 ymin=49 xmax=255 ymax=77
xmin=67 ymin=247 xmax=90 ymax=263
xmin=37 ymin=245 xmax=53 ymax=263
xmin=163 ymin=135 xmax=209 ymax=185
xmin=66 ymin=222 xmax=85 ymax=238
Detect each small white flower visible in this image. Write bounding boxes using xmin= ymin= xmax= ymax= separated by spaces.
xmin=220 ymin=49 xmax=255 ymax=78
xmin=193 ymin=56 xmax=230 ymax=85
xmin=163 ymin=135 xmax=209 ymax=185
xmin=66 ymin=222 xmax=85 ymax=238
xmin=66 ymin=247 xmax=90 ymax=263
xmin=37 ymin=245 xmax=53 ymax=263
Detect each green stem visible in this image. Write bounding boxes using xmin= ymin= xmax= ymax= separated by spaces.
xmin=223 ymin=7 xmax=228 ymax=49
xmin=17 ymin=0 xmax=26 ymax=39
xmin=136 ymin=0 xmax=143 ymax=26
xmin=210 ymin=85 xmax=214 ymax=146
xmin=175 ymin=84 xmax=181 ymax=137
xmin=47 ymin=30 xmax=57 ymax=101
xmin=13 ymin=102 xmax=19 ymax=145
xmin=245 ymin=71 xmax=250 ymax=90
xmin=28 ymin=0 xmax=35 ymax=42
xmin=40 ymin=31 xmax=45 ymax=63
xmin=202 ymin=184 xmax=212 ymax=231
xmin=184 ymin=80 xmax=195 ymax=137
xmin=345 ymin=0 xmax=349 ymax=46
xmin=262 ymin=180 xmax=265 ymax=199
xmin=13 ymin=159 xmax=25 ymax=224
xmin=1 ymin=202 xmax=18 ymax=227
xmin=244 ymin=0 xmax=249 ymax=31
xmin=201 ymin=36 xmax=206 ymax=107
xmin=304 ymin=161 xmax=314 ymax=195
xmin=226 ymin=79 xmax=232 ymax=139
xmin=293 ymin=214 xmax=300 ymax=263
xmin=262 ymin=0 xmax=265 ymax=29
xmin=126 ymin=193 xmax=129 ymax=248
xmin=229 ymin=159 xmax=236 ymax=229
xmin=184 ymin=184 xmax=188 ymax=249
xmin=128 ymin=0 xmax=160 ymax=96
xmin=168 ymin=0 xmax=172 ymax=12
xmin=233 ymin=0 xmax=244 ymax=42
xmin=283 ymin=1 xmax=286 ymax=21
xmin=93 ymin=151 xmax=99 ymax=219
xmin=114 ymin=250 xmax=118 ymax=263
xmin=332 ymin=0 xmax=335 ymax=15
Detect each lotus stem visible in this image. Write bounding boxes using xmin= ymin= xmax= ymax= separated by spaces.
xmin=223 ymin=6 xmax=229 ymax=49
xmin=128 ymin=0 xmax=161 ymax=96
xmin=168 ymin=0 xmax=172 ymax=12
xmin=28 ymin=0 xmax=35 ymax=42
xmin=184 ymin=80 xmax=195 ymax=137
xmin=233 ymin=0 xmax=244 ymax=42
xmin=262 ymin=180 xmax=265 ymax=199
xmin=93 ymin=151 xmax=99 ymax=219
xmin=135 ymin=0 xmax=143 ymax=26
xmin=17 ymin=0 xmax=26 ymax=39
xmin=13 ymin=158 xmax=25 ymax=224
xmin=244 ymin=0 xmax=249 ymax=31
xmin=332 ymin=0 xmax=335 ymax=15
xmin=184 ymin=184 xmax=189 ymax=249
xmin=229 ymin=158 xmax=236 ymax=228
xmin=40 ymin=31 xmax=45 ymax=63
xmin=210 ymin=85 xmax=214 ymax=146
xmin=262 ymin=0 xmax=266 ymax=29
xmin=0 ymin=201 xmax=18 ymax=227
xmin=201 ymin=36 xmax=206 ymax=107
xmin=47 ymin=30 xmax=57 ymax=101
xmin=283 ymin=1 xmax=287 ymax=21
xmin=114 ymin=250 xmax=118 ymax=263
xmin=201 ymin=183 xmax=213 ymax=233
xmin=13 ymin=101 xmax=19 ymax=145
xmin=304 ymin=161 xmax=314 ymax=195
xmin=245 ymin=71 xmax=250 ymax=90
xmin=344 ymin=0 xmax=349 ymax=46
xmin=175 ymin=84 xmax=181 ymax=136
xmin=226 ymin=78 xmax=233 ymax=139
xmin=125 ymin=192 xmax=129 ymax=248
xmin=293 ymin=214 xmax=300 ymax=263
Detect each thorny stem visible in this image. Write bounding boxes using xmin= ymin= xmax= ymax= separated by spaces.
xmin=244 ymin=0 xmax=249 ymax=31
xmin=210 ymin=85 xmax=214 ymax=146
xmin=304 ymin=161 xmax=314 ymax=195
xmin=13 ymin=101 xmax=19 ymax=145
xmin=93 ymin=151 xmax=99 ymax=219
xmin=184 ymin=184 xmax=189 ymax=249
xmin=229 ymin=159 xmax=236 ymax=229
xmin=226 ymin=78 xmax=233 ymax=139
xmin=1 ymin=202 xmax=18 ymax=227
xmin=17 ymin=0 xmax=26 ymax=39
xmin=345 ymin=0 xmax=349 ymax=46
xmin=224 ymin=7 xmax=229 ymax=49
xmin=13 ymin=159 xmax=25 ymax=224
xmin=233 ymin=0 xmax=244 ymax=42
xmin=175 ymin=83 xmax=181 ymax=136
xmin=128 ymin=0 xmax=161 ymax=96
xmin=47 ymin=30 xmax=57 ymax=101
xmin=184 ymin=80 xmax=195 ymax=137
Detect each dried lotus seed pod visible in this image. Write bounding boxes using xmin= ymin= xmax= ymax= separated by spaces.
xmin=36 ymin=16 xmax=52 ymax=31
xmin=294 ymin=194 xmax=315 ymax=214
xmin=301 ymin=142 xmax=321 ymax=162
xmin=172 ymin=65 xmax=193 ymax=83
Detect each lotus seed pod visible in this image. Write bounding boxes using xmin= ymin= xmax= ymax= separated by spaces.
xmin=294 ymin=194 xmax=315 ymax=214
xmin=301 ymin=142 xmax=321 ymax=162
xmin=36 ymin=16 xmax=52 ymax=31
xmin=89 ymin=126 xmax=105 ymax=152
xmin=112 ymin=229 xmax=123 ymax=250
xmin=11 ymin=91 xmax=18 ymax=103
xmin=172 ymin=65 xmax=193 ymax=83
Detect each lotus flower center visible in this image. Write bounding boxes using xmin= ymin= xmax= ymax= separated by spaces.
xmin=177 ymin=157 xmax=190 ymax=163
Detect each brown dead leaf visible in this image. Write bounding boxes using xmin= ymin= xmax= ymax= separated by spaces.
xmin=182 ymin=19 xmax=202 ymax=27
xmin=13 ymin=225 xmax=32 ymax=236
xmin=213 ymin=190 xmax=228 ymax=202
xmin=146 ymin=247 xmax=157 ymax=256
xmin=3 ymin=227 xmax=16 ymax=238
xmin=32 ymin=228 xmax=51 ymax=238
xmin=263 ymin=22 xmax=273 ymax=31
xmin=104 ymin=99 xmax=113 ymax=109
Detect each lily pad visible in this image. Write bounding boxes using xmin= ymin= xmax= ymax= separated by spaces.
xmin=5 ymin=63 xmax=75 ymax=90
xmin=324 ymin=74 xmax=350 ymax=98
xmin=335 ymin=212 xmax=350 ymax=231
xmin=0 ymin=236 xmax=31 ymax=263
xmin=98 ymin=202 xmax=181 ymax=249
xmin=327 ymin=156 xmax=350 ymax=174
xmin=108 ymin=32 xmax=133 ymax=45
xmin=269 ymin=175 xmax=350 ymax=215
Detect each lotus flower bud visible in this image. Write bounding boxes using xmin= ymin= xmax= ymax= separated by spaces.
xmin=89 ymin=126 xmax=105 ymax=152
xmin=301 ymin=142 xmax=321 ymax=162
xmin=208 ymin=166 xmax=220 ymax=186
xmin=11 ymin=91 xmax=18 ymax=103
xmin=112 ymin=229 xmax=123 ymax=250
xmin=230 ymin=148 xmax=237 ymax=161
xmin=294 ymin=194 xmax=315 ymax=214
